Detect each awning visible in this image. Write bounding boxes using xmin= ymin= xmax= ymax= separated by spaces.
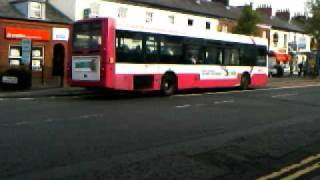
xmin=270 ymin=52 xmax=291 ymax=63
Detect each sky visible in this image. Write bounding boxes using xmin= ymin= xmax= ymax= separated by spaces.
xmin=229 ymin=0 xmax=309 ymax=16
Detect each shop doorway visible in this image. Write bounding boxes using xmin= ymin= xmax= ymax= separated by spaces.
xmin=52 ymin=44 xmax=65 ymax=87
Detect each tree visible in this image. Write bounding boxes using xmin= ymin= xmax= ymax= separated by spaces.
xmin=234 ymin=6 xmax=260 ymax=36
xmin=306 ymin=0 xmax=320 ymax=49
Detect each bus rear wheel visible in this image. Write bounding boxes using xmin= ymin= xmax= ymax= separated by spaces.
xmin=240 ymin=74 xmax=250 ymax=90
xmin=161 ymin=74 xmax=177 ymax=96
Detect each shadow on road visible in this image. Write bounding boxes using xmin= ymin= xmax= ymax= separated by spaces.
xmin=77 ymin=87 xmax=253 ymax=101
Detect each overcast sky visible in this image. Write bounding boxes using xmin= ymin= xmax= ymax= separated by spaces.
xmin=229 ymin=0 xmax=309 ymax=16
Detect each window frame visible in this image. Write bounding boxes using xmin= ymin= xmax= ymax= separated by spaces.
xmin=188 ymin=19 xmax=194 ymax=26
xmin=28 ymin=1 xmax=45 ymax=19
xmin=8 ymin=45 xmax=44 ymax=71
xmin=146 ymin=11 xmax=153 ymax=23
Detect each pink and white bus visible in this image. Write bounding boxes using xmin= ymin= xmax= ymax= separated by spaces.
xmin=68 ymin=18 xmax=268 ymax=95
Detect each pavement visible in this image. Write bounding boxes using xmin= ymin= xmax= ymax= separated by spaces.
xmin=0 ymin=76 xmax=320 ymax=98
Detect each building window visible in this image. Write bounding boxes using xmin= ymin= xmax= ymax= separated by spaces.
xmin=206 ymin=22 xmax=211 ymax=30
xmin=222 ymin=25 xmax=228 ymax=32
xmin=188 ymin=19 xmax=194 ymax=26
xmin=218 ymin=24 xmax=228 ymax=32
xmin=31 ymin=47 xmax=44 ymax=71
xmin=273 ymin=33 xmax=279 ymax=47
xmin=168 ymin=15 xmax=175 ymax=24
xmin=118 ymin=7 xmax=128 ymax=18
xmin=262 ymin=31 xmax=267 ymax=38
xmin=29 ymin=2 xmax=44 ymax=19
xmin=8 ymin=45 xmax=44 ymax=71
xmin=8 ymin=45 xmax=22 ymax=66
xmin=284 ymin=34 xmax=288 ymax=48
xmin=146 ymin=12 xmax=153 ymax=23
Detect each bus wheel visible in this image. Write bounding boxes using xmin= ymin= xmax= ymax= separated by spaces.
xmin=240 ymin=74 xmax=250 ymax=90
xmin=161 ymin=74 xmax=177 ymax=96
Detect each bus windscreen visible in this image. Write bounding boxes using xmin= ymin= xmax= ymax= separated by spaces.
xmin=72 ymin=22 xmax=102 ymax=50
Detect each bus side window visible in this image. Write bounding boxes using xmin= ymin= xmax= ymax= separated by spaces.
xmin=160 ymin=36 xmax=183 ymax=64
xmin=145 ymin=36 xmax=159 ymax=63
xmin=116 ymin=32 xmax=143 ymax=63
xmin=184 ymin=45 xmax=204 ymax=65
xmin=256 ymin=47 xmax=267 ymax=66
xmin=205 ymin=46 xmax=223 ymax=65
xmin=217 ymin=49 xmax=224 ymax=65
xmin=240 ymin=45 xmax=256 ymax=66
xmin=229 ymin=49 xmax=240 ymax=66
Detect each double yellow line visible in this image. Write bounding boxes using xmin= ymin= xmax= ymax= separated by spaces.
xmin=257 ymin=153 xmax=320 ymax=180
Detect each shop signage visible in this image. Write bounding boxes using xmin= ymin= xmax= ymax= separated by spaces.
xmin=2 ymin=76 xmax=18 ymax=84
xmin=5 ymin=27 xmax=50 ymax=41
xmin=21 ymin=39 xmax=32 ymax=65
xmin=52 ymin=28 xmax=69 ymax=41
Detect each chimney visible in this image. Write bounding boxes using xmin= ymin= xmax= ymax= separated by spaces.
xmin=276 ymin=9 xmax=290 ymax=22
xmin=211 ymin=0 xmax=229 ymax=6
xmin=292 ymin=13 xmax=307 ymax=25
xmin=256 ymin=4 xmax=272 ymax=18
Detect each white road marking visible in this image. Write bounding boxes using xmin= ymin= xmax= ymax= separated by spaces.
xmin=271 ymin=93 xmax=298 ymax=98
xmin=15 ymin=121 xmax=31 ymax=126
xmin=79 ymin=114 xmax=104 ymax=119
xmin=0 ymin=98 xmax=6 ymax=101
xmin=214 ymin=100 xmax=235 ymax=105
xmin=174 ymin=84 xmax=320 ymax=97
xmin=176 ymin=104 xmax=192 ymax=108
xmin=17 ymin=98 xmax=34 ymax=101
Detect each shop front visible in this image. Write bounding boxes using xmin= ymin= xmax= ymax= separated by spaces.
xmin=0 ymin=18 xmax=70 ymax=87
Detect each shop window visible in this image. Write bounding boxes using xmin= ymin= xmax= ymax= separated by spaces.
xmin=29 ymin=2 xmax=45 ymax=19
xmin=32 ymin=47 xmax=44 ymax=71
xmin=8 ymin=45 xmax=22 ymax=66
xmin=8 ymin=45 xmax=44 ymax=71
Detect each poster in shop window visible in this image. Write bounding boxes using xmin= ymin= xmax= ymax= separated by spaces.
xmin=21 ymin=39 xmax=32 ymax=66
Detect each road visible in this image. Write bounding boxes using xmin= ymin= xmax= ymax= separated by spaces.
xmin=1 ymin=85 xmax=320 ymax=179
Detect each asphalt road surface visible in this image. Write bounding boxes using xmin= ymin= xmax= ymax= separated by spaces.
xmin=1 ymin=85 xmax=320 ymax=180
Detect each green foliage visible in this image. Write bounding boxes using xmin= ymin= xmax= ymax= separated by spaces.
xmin=0 ymin=66 xmax=31 ymax=90
xmin=306 ymin=0 xmax=320 ymax=49
xmin=234 ymin=6 xmax=261 ymax=36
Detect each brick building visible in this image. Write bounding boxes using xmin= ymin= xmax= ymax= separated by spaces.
xmin=0 ymin=0 xmax=71 ymax=87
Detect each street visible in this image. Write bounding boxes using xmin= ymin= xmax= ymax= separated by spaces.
xmin=1 ymin=85 xmax=320 ymax=179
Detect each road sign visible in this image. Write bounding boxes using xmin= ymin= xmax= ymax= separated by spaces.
xmin=21 ymin=39 xmax=32 ymax=65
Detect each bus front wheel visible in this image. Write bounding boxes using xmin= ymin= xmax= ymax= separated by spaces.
xmin=161 ymin=74 xmax=177 ymax=96
xmin=240 ymin=74 xmax=250 ymax=90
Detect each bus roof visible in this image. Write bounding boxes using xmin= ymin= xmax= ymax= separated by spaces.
xmin=76 ymin=17 xmax=268 ymax=47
